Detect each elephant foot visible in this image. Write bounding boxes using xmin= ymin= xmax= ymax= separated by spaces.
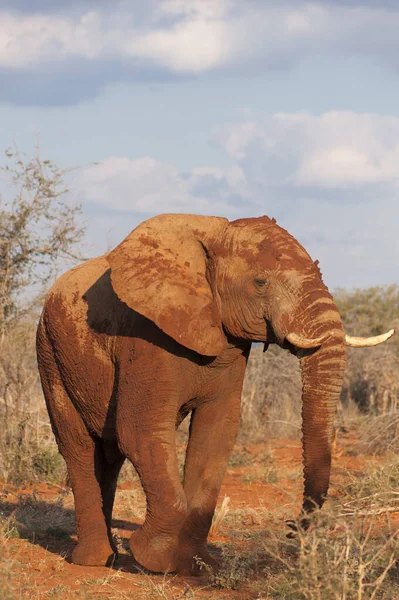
xmin=286 ymin=515 xmax=311 ymax=538
xmin=285 ymin=518 xmax=298 ymax=538
xmin=72 ymin=539 xmax=115 ymax=567
xmin=108 ymin=531 xmax=119 ymax=555
xmin=177 ymin=545 xmax=221 ymax=576
xmin=130 ymin=528 xmax=179 ymax=573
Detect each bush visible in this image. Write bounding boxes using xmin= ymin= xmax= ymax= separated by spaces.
xmin=357 ymin=412 xmax=399 ymax=455
xmin=0 ymin=146 xmax=84 ymax=486
xmin=342 ymin=346 xmax=399 ymax=415
xmin=32 ymin=449 xmax=65 ymax=482
xmin=0 ymin=320 xmax=63 ymax=485
xmin=210 ymin=460 xmax=399 ymax=599
xmin=334 ymin=285 xmax=399 ymax=343
xmin=240 ymin=344 xmax=302 ymax=441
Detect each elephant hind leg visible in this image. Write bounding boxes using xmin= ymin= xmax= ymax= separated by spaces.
xmin=95 ymin=440 xmax=125 ymax=553
xmin=37 ymin=331 xmax=115 ymax=567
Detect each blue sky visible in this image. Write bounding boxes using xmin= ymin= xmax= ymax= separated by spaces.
xmin=1 ymin=0 xmax=399 ymax=290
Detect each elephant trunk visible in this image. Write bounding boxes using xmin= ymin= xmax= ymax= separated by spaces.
xmin=295 ymin=297 xmax=346 ymax=513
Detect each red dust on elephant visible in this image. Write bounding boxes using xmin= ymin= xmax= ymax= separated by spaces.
xmin=36 ymin=214 xmax=394 ymax=574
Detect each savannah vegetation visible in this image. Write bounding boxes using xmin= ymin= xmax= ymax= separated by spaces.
xmin=0 ymin=148 xmax=398 ymax=599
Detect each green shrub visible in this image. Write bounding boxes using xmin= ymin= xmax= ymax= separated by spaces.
xmin=33 ymin=448 xmax=65 ymax=482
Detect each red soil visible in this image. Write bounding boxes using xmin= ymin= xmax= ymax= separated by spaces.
xmin=1 ymin=435 xmax=397 ymax=599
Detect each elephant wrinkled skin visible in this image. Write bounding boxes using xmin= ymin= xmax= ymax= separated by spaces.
xmin=36 ymin=213 xmax=394 ymax=574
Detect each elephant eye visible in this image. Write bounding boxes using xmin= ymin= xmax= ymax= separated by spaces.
xmin=255 ymin=279 xmax=268 ymax=288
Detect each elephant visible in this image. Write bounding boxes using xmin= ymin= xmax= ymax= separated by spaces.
xmin=36 ymin=213 xmax=394 ymax=575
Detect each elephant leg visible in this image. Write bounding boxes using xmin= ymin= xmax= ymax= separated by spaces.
xmin=117 ymin=400 xmax=187 ymax=573
xmin=37 ymin=340 xmax=114 ymax=567
xmin=96 ymin=441 xmax=125 ymax=554
xmin=177 ymin=392 xmax=242 ymax=574
xmin=47 ymin=404 xmax=114 ymax=566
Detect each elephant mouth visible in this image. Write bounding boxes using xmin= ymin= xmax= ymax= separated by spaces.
xmin=262 ymin=318 xmax=324 ymax=353
xmin=263 ymin=320 xmax=277 ymax=352
xmin=263 ymin=316 xmax=395 ymax=355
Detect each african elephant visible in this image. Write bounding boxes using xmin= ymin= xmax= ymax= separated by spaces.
xmin=36 ymin=214 xmax=394 ymax=574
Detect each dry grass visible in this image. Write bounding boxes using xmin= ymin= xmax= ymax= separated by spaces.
xmin=260 ymin=514 xmax=398 ymax=599
xmin=13 ymin=491 xmax=75 ymax=538
xmin=0 ymin=518 xmax=18 ymax=600
xmin=241 ymin=345 xmax=302 ymax=441
xmin=1 ymin=451 xmax=398 ymax=599
xmin=210 ymin=496 xmax=231 ymax=536
xmin=0 ymin=489 xmax=75 ymax=546
xmin=0 ymin=321 xmax=65 ymax=486
xmin=201 ymin=459 xmax=399 ymax=599
xmin=342 ymin=346 xmax=399 ymax=416
xmin=357 ymin=412 xmax=399 ymax=455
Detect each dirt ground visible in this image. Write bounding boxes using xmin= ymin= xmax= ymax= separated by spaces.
xmin=1 ymin=432 xmax=398 ymax=600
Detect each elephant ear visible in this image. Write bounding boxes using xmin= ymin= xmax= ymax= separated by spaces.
xmin=107 ymin=214 xmax=228 ymax=356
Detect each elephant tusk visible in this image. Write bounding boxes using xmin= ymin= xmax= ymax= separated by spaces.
xmin=345 ymin=329 xmax=395 ymax=348
xmin=286 ymin=332 xmax=329 ymax=349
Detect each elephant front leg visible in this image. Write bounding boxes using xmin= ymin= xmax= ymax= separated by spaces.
xmin=177 ymin=392 xmax=242 ymax=575
xmin=117 ymin=402 xmax=187 ymax=573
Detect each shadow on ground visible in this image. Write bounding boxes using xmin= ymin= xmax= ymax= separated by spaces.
xmin=0 ymin=492 xmax=155 ymax=574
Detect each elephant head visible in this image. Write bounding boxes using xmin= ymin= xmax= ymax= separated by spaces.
xmin=108 ymin=214 xmax=394 ymax=514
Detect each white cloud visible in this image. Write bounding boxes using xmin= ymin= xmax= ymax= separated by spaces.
xmin=213 ymin=110 xmax=399 ymax=287
xmin=73 ymin=110 xmax=399 ymax=288
xmin=217 ymin=111 xmax=399 ymax=189
xmin=2 ymin=1 xmax=399 ymax=76
xmin=77 ymin=111 xmax=399 ymax=225
xmin=0 ymin=4 xmax=233 ymax=73
xmin=0 ymin=12 xmax=108 ymax=67
xmin=77 ymin=156 xmax=248 ymax=215
xmin=160 ymin=0 xmax=233 ymax=20
xmin=130 ymin=18 xmax=231 ymax=73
